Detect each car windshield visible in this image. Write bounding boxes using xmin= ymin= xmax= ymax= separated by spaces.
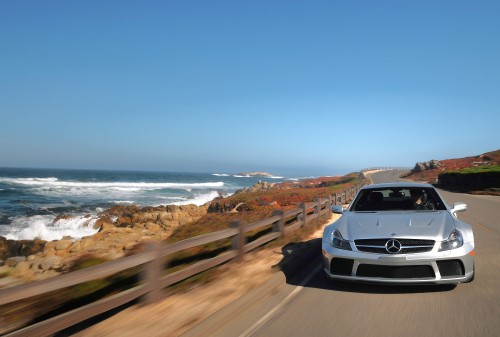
xmin=350 ymin=187 xmax=446 ymax=211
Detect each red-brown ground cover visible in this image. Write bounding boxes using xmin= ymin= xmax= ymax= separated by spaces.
xmin=403 ymin=149 xmax=500 ymax=183
xmin=168 ymin=173 xmax=364 ymax=242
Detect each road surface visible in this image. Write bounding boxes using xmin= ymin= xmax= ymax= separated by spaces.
xmin=184 ymin=170 xmax=500 ymax=337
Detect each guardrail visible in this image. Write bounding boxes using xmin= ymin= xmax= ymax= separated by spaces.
xmin=361 ymin=167 xmax=412 ymax=172
xmin=0 ymin=183 xmax=363 ymax=336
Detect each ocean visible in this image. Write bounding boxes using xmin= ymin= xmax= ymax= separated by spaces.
xmin=0 ymin=167 xmax=290 ymax=241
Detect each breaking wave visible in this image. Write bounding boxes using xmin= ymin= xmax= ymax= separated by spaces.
xmin=0 ymin=177 xmax=224 ymax=190
xmin=0 ymin=169 xmax=289 ymax=240
xmin=1 ymin=214 xmax=100 ymax=241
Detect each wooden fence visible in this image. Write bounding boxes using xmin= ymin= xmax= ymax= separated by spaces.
xmin=0 ymin=183 xmax=363 ymax=336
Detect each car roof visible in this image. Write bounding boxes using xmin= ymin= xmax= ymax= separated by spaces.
xmin=361 ymin=182 xmax=434 ymax=190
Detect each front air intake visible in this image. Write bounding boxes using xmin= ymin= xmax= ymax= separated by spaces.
xmin=331 ymin=258 xmax=354 ymax=276
xmin=437 ymin=260 xmax=465 ymax=277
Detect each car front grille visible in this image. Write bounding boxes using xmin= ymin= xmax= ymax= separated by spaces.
xmin=356 ymin=264 xmax=435 ymax=279
xmin=354 ymin=238 xmax=435 ymax=254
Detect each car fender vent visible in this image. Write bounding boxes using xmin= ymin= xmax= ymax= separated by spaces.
xmin=437 ymin=260 xmax=465 ymax=277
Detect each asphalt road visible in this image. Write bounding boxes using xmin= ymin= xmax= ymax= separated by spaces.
xmin=184 ymin=170 xmax=500 ymax=337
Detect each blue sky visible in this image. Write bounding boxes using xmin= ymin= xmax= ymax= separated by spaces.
xmin=1 ymin=1 xmax=499 ymax=176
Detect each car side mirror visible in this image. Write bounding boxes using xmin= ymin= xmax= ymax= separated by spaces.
xmin=451 ymin=202 xmax=467 ymax=216
xmin=331 ymin=205 xmax=344 ymax=214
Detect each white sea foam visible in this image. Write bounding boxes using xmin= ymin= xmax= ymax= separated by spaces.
xmin=111 ymin=187 xmax=144 ymax=192
xmin=232 ymin=175 xmax=252 ymax=178
xmin=170 ymin=191 xmax=221 ymax=206
xmin=2 ymin=214 xmax=100 ymax=241
xmin=17 ymin=177 xmax=59 ymax=182
xmin=212 ymin=173 xmax=230 ymax=177
xmin=112 ymin=200 xmax=135 ymax=204
xmin=0 ymin=177 xmax=224 ymax=190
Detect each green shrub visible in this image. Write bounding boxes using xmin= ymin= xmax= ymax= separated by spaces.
xmin=438 ymin=165 xmax=500 ymax=190
xmin=442 ymin=165 xmax=500 ymax=175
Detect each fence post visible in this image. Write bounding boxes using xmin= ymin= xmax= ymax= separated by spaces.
xmin=314 ymin=198 xmax=320 ymax=214
xmin=143 ymin=241 xmax=162 ymax=304
xmin=272 ymin=210 xmax=285 ymax=238
xmin=333 ymin=193 xmax=338 ymax=205
xmin=300 ymin=202 xmax=307 ymax=227
xmin=327 ymin=195 xmax=332 ymax=214
xmin=319 ymin=198 xmax=325 ymax=219
xmin=231 ymin=221 xmax=245 ymax=262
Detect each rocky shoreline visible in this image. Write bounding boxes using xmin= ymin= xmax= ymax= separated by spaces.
xmin=0 ymin=203 xmax=209 ymax=285
xmin=0 ymin=173 xmax=360 ymax=286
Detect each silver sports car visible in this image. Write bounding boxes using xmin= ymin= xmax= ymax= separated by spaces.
xmin=322 ymin=182 xmax=475 ymax=284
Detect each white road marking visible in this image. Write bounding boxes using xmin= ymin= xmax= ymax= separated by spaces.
xmin=239 ymin=263 xmax=323 ymax=337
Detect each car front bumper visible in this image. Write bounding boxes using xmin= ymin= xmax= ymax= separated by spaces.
xmin=322 ymin=241 xmax=475 ymax=285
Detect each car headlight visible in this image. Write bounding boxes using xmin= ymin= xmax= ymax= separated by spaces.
xmin=439 ymin=229 xmax=464 ymax=251
xmin=331 ymin=229 xmax=352 ymax=250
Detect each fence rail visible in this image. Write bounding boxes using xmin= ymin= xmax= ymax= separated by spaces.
xmin=1 ymin=183 xmax=364 ymax=336
xmin=361 ymin=167 xmax=412 ymax=172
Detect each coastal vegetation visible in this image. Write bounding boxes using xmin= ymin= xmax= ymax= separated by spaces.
xmin=403 ymin=149 xmax=500 ymax=194
xmin=440 ymin=164 xmax=500 ymax=175
xmin=168 ymin=173 xmax=360 ymax=243
xmin=437 ymin=165 xmax=500 ymax=193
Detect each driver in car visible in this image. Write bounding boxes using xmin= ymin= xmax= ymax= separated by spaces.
xmin=410 ymin=189 xmax=435 ymax=210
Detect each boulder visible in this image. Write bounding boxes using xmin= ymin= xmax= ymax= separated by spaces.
xmin=237 ymin=181 xmax=276 ymax=193
xmin=412 ymin=160 xmax=442 ymax=173
xmin=19 ymin=239 xmax=46 ymax=256
xmin=0 ymin=236 xmax=7 ymax=261
xmin=12 ymin=261 xmax=34 ymax=280
xmin=55 ymin=239 xmax=72 ymax=251
xmin=40 ymin=256 xmax=63 ymax=272
xmin=94 ymin=216 xmax=114 ymax=230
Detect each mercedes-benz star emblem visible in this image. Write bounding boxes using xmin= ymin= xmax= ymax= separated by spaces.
xmin=385 ymin=239 xmax=402 ymax=254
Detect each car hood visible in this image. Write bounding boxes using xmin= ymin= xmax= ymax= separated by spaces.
xmin=336 ymin=211 xmax=456 ymax=240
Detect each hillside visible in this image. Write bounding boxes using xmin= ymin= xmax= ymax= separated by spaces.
xmin=403 ymin=149 xmax=500 ymax=193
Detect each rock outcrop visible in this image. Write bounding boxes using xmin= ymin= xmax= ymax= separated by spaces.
xmin=412 ymin=160 xmax=441 ymax=173
xmin=237 ymin=172 xmax=274 ymax=177
xmin=0 ymin=203 xmax=209 ymax=283
xmin=236 ymin=180 xmax=276 ymax=193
